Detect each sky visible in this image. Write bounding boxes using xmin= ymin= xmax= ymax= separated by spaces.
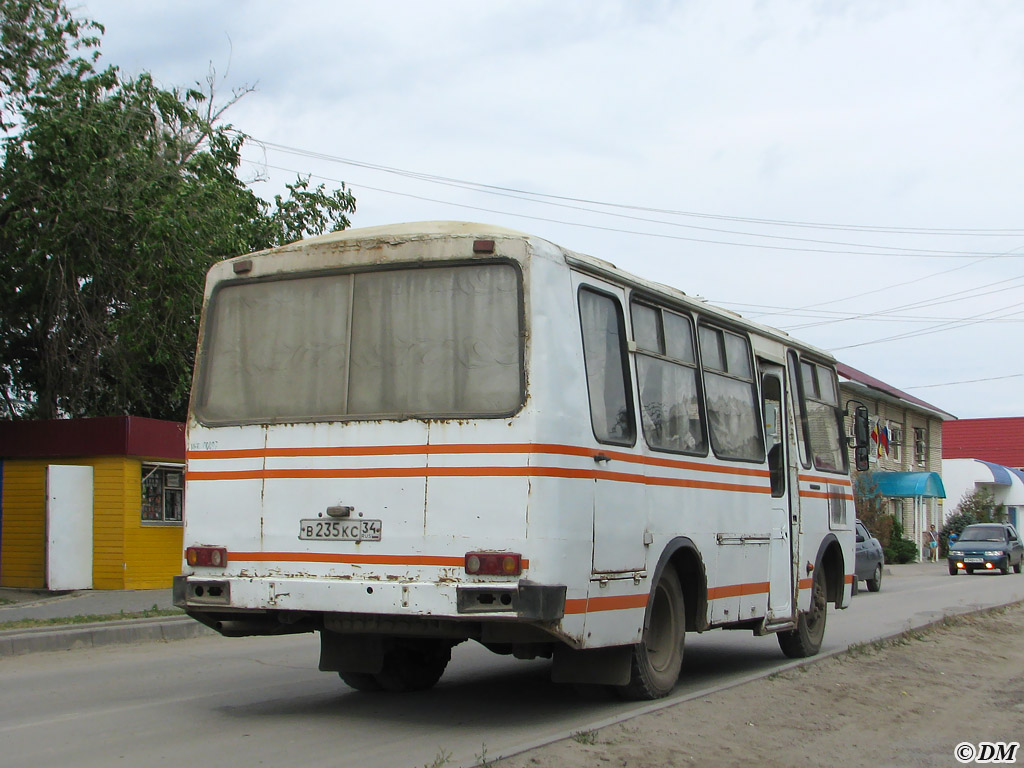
xmin=79 ymin=0 xmax=1024 ymax=420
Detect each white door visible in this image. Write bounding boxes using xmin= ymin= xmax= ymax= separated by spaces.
xmin=573 ymin=273 xmax=647 ymax=574
xmin=46 ymin=465 xmax=94 ymax=590
xmin=759 ymin=365 xmax=794 ymax=620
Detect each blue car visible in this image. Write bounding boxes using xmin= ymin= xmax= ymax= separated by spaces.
xmin=854 ymin=521 xmax=884 ymax=593
xmin=948 ymin=523 xmax=1024 ymax=575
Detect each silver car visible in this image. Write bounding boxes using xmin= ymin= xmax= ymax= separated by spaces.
xmin=854 ymin=521 xmax=884 ymax=593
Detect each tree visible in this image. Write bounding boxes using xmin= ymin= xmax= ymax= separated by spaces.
xmin=854 ymin=471 xmax=893 ymax=545
xmin=0 ymin=0 xmax=356 ymax=420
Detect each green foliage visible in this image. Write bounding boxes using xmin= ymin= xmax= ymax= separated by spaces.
xmin=952 ymin=487 xmax=1004 ymax=523
xmin=883 ymin=514 xmax=918 ymax=564
xmin=420 ymin=749 xmax=452 ymax=768
xmin=885 ymin=536 xmax=919 ymax=564
xmin=0 ymin=0 xmax=356 ymax=420
xmin=0 ymin=0 xmax=103 ymax=130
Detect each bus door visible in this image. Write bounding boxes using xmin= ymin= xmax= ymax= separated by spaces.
xmin=573 ymin=272 xmax=647 ymax=575
xmin=759 ymin=361 xmax=794 ymax=620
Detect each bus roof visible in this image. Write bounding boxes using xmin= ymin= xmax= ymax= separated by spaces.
xmin=230 ymin=220 xmax=836 ymax=364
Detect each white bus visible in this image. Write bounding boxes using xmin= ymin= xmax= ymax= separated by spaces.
xmin=175 ymin=222 xmax=865 ymax=699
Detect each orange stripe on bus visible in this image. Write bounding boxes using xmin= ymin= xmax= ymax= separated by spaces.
xmin=563 ymin=593 xmax=649 ymax=615
xmin=799 ymin=490 xmax=854 ymax=501
xmin=227 ymin=551 xmax=530 ymax=569
xmin=797 ymin=578 xmax=813 ymax=589
xmin=187 ymin=464 xmax=770 ymax=494
xmin=188 ymin=442 xmax=771 ymax=480
xmin=798 ymin=493 xmax=856 ymax=505
xmin=798 ymin=474 xmax=852 ymax=487
xmin=707 ymin=581 xmax=770 ymax=600
xmin=844 ymin=574 xmax=854 ymax=584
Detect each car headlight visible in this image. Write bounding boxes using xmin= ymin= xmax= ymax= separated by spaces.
xmin=983 ymin=550 xmax=1004 ymax=556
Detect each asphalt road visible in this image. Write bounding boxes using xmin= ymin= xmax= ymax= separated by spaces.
xmin=2 ymin=563 xmax=1022 ymax=768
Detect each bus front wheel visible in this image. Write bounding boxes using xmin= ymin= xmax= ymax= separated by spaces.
xmin=618 ymin=567 xmax=685 ymax=700
xmin=778 ymin=566 xmax=827 ymax=659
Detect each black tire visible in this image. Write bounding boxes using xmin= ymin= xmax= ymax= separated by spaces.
xmin=778 ymin=567 xmax=827 ymax=659
xmin=1014 ymin=560 xmax=1022 ymax=574
xmin=851 ymin=577 xmax=859 ymax=596
xmin=1000 ymin=558 xmax=1011 ymax=576
xmin=618 ymin=568 xmax=685 ymax=700
xmin=866 ymin=563 xmax=883 ymax=593
xmin=338 ymin=670 xmax=382 ymax=692
xmin=374 ymin=640 xmax=451 ymax=692
xmin=948 ymin=562 xmax=958 ymax=575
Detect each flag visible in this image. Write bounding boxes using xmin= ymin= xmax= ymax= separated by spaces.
xmin=880 ymin=424 xmax=890 ymax=456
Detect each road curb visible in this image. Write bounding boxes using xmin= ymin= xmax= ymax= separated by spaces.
xmin=0 ymin=615 xmax=216 ymax=657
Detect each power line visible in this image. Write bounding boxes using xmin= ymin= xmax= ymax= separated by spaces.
xmin=829 ymin=302 xmax=1024 ymax=351
xmin=242 ymin=156 xmax=1024 ymax=259
xmin=245 ymin=137 xmax=1024 ymax=237
xmin=782 ymin=273 xmax=1024 ymax=332
xmin=904 ymin=373 xmax=1024 ymax=390
xmin=715 ymin=301 xmax=1024 ymax=323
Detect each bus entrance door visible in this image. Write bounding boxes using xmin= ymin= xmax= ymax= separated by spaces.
xmin=760 ymin=363 xmax=794 ymax=621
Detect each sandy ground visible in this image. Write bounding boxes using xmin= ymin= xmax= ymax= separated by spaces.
xmin=492 ymin=603 xmax=1024 ymax=768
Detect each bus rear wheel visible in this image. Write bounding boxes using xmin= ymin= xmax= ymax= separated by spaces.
xmin=375 ymin=639 xmax=452 ymax=692
xmin=339 ymin=639 xmax=452 ymax=692
xmin=618 ymin=568 xmax=685 ymax=700
xmin=778 ymin=566 xmax=827 ymax=659
xmin=338 ymin=670 xmax=382 ymax=691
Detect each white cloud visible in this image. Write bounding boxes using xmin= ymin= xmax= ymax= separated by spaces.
xmin=79 ymin=0 xmax=1024 ymax=417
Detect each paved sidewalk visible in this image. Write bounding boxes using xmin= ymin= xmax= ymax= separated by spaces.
xmin=0 ymin=585 xmax=213 ymax=656
xmin=0 ymin=587 xmax=176 ymax=621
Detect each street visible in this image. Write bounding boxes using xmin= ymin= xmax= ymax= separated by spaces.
xmin=1 ymin=563 xmax=1022 ymax=768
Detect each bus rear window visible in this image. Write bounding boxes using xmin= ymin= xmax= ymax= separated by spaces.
xmin=196 ymin=263 xmax=523 ymax=423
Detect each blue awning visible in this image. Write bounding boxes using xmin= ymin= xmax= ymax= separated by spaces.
xmin=872 ymin=471 xmax=946 ymax=498
xmin=976 ymin=459 xmax=1013 ymax=486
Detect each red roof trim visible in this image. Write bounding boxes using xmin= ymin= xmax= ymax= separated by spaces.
xmin=836 ymin=362 xmax=955 ymax=419
xmin=943 ymin=417 xmax=1024 ymax=466
xmin=0 ymin=416 xmax=185 ymax=461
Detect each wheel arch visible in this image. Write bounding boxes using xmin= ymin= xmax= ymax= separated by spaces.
xmin=651 ymin=537 xmax=709 ymax=632
xmin=813 ymin=533 xmax=846 ymax=607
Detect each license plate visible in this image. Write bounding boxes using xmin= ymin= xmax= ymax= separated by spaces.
xmin=299 ymin=519 xmax=382 ymax=541
xmin=963 ymin=557 xmax=984 ymax=563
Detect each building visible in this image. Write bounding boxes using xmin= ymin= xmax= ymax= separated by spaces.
xmin=943 ymin=417 xmax=1024 ymax=469
xmin=941 ymin=417 xmax=1024 ymax=529
xmin=941 ymin=458 xmax=1023 ymax=530
xmin=0 ymin=416 xmax=185 ymax=590
xmin=838 ymin=363 xmax=955 ymax=557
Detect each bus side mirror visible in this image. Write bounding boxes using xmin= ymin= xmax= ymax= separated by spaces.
xmin=853 ymin=405 xmax=870 ymax=472
xmin=855 ymin=445 xmax=869 ymax=473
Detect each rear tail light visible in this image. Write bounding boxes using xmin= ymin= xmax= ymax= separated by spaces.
xmin=186 ymin=546 xmax=228 ymax=568
xmin=465 ymin=552 xmax=522 ymax=576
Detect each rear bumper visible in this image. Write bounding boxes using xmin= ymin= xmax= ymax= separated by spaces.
xmin=173 ymin=574 xmax=566 ymax=623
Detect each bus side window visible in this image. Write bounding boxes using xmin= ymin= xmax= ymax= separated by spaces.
xmin=579 ymin=288 xmax=636 ymax=446
xmin=789 ymin=352 xmax=847 ymax=473
xmin=788 ymin=351 xmax=811 ymax=468
xmin=630 ymin=301 xmax=707 ymax=455
xmin=698 ymin=325 xmax=764 ymax=462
